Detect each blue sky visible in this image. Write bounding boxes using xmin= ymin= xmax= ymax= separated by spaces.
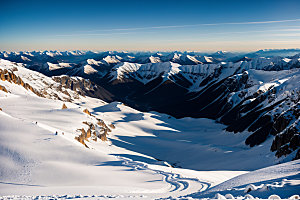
xmin=1 ymin=0 xmax=300 ymax=51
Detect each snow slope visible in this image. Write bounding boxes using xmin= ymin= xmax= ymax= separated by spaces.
xmin=45 ymin=62 xmax=74 ymax=71
xmin=0 ymin=59 xmax=299 ymax=199
xmin=0 ymin=60 xmax=243 ymax=199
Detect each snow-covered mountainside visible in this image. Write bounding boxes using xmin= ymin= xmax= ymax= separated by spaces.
xmin=94 ymin=54 xmax=300 ymax=162
xmin=0 ymin=51 xmax=300 ymax=199
xmin=1 ymin=50 xmax=300 ymax=161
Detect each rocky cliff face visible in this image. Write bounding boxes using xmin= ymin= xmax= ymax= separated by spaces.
xmin=52 ymin=75 xmax=113 ymax=102
xmin=0 ymin=67 xmax=44 ymax=98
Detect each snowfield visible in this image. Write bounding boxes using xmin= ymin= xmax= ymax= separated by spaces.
xmin=0 ymin=59 xmax=299 ymax=199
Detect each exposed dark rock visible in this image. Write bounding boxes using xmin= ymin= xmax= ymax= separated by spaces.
xmin=276 ymin=144 xmax=292 ymax=158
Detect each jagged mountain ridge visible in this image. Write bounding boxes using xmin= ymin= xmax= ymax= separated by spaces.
xmin=1 ymin=50 xmax=300 ymax=161
xmin=1 ymin=49 xmax=299 ymax=68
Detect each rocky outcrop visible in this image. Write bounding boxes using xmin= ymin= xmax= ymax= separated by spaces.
xmin=52 ymin=75 xmax=113 ymax=102
xmin=0 ymin=61 xmax=96 ymax=103
xmin=75 ymin=131 xmax=89 ymax=148
xmin=75 ymin=118 xmax=114 ymax=147
xmin=0 ymin=68 xmax=44 ymax=97
xmin=97 ymin=119 xmax=111 ymax=132
xmin=271 ymin=119 xmax=300 ymax=158
xmin=266 ymin=103 xmax=300 ymax=159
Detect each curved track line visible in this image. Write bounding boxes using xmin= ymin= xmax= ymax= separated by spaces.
xmin=117 ymin=156 xmax=209 ymax=194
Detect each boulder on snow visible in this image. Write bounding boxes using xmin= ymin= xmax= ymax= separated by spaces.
xmin=62 ymin=103 xmax=68 ymax=109
xmin=83 ymin=108 xmax=91 ymax=116
xmin=0 ymin=85 xmax=8 ymax=93
xmin=109 ymin=123 xmax=116 ymax=129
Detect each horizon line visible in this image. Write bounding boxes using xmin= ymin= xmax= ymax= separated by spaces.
xmin=1 ymin=48 xmax=300 ymax=53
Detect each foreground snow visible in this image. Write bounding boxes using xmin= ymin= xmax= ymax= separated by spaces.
xmin=0 ymin=61 xmax=299 ymax=199
xmin=179 ymin=159 xmax=300 ymax=199
xmin=0 ymin=84 xmax=239 ymax=199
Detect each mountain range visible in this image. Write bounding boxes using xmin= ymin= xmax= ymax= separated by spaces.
xmin=1 ymin=49 xmax=299 ymax=161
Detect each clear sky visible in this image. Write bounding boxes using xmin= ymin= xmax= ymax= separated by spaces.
xmin=1 ymin=0 xmax=300 ymax=52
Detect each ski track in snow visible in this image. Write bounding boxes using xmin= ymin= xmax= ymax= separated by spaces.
xmin=118 ymin=156 xmax=209 ymax=193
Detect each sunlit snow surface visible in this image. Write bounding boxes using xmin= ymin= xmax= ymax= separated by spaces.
xmin=0 ymin=59 xmax=299 ymax=199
